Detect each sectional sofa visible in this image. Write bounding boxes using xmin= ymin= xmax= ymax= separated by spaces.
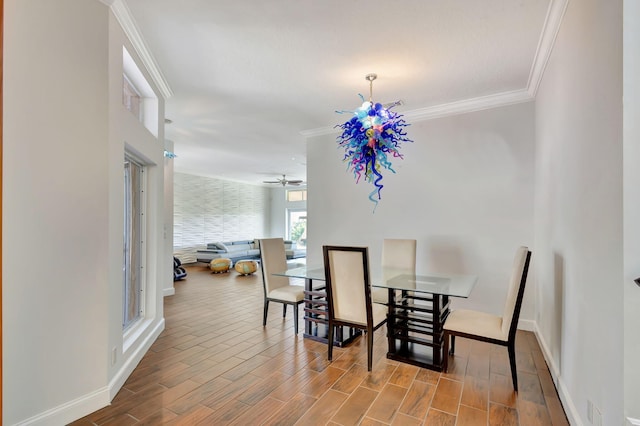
xmin=195 ymin=239 xmax=306 ymax=263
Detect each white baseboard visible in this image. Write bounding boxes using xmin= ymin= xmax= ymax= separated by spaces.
xmin=15 ymin=386 xmax=110 ymax=426
xmin=534 ymin=323 xmax=582 ymax=426
xmin=110 ymin=318 xmax=165 ymax=400
xmin=164 ymin=286 xmax=175 ymax=297
xmin=15 ymin=319 xmax=165 ymax=425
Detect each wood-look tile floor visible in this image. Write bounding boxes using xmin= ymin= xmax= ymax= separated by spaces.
xmin=73 ymin=265 xmax=569 ymax=426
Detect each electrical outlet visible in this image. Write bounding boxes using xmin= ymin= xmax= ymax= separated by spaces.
xmin=587 ymin=400 xmax=594 ymax=423
xmin=111 ymin=347 xmax=117 ymax=366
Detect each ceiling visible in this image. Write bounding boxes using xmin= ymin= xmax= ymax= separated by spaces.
xmin=123 ymin=0 xmax=553 ymax=186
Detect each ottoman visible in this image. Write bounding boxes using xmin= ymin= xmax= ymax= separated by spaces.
xmin=209 ymin=258 xmax=232 ymax=273
xmin=234 ymin=259 xmax=258 ymax=275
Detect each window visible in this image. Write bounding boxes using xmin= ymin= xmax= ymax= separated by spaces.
xmin=123 ymin=156 xmax=145 ymax=330
xmin=288 ymin=209 xmax=307 ymax=248
xmin=122 ymin=47 xmax=159 ymax=137
xmin=123 ymin=74 xmax=143 ymax=121
xmin=287 ymin=189 xmax=307 ymax=202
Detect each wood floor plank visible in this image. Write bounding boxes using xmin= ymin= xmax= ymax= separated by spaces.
xmin=197 ymin=398 xmax=250 ymax=424
xmin=489 ymin=402 xmax=519 ymax=425
xmin=388 ymin=362 xmax=419 ymax=388
xmin=457 ymin=404 xmax=488 ymax=426
xmin=365 ymin=383 xmax=408 ymax=423
xmin=135 ymin=408 xmax=179 ymax=425
xmin=431 ymin=377 xmax=463 ymax=415
xmin=415 ymin=368 xmax=441 ymax=385
xmin=466 ymin=352 xmax=491 ymax=380
xmin=398 ymin=380 xmax=436 ymax=419
xmin=235 ymin=370 xmax=292 ymax=405
xmin=517 ymin=400 xmax=553 ymax=425
xmin=460 ymin=376 xmax=489 ymax=411
xmin=164 ymin=404 xmax=215 ymax=425
xmin=72 ymin=265 xmax=567 ymax=426
xmin=442 ymin=354 xmax=468 ymax=382
xmin=269 ymin=367 xmax=319 ymax=402
xmin=360 ymin=362 xmax=397 ymax=392
xmin=199 ymin=373 xmax=262 ymax=411
xmin=425 ymin=408 xmax=456 ymax=425
xmin=516 ymin=371 xmax=546 ymax=405
xmin=331 ymin=363 xmax=368 ymax=394
xmin=391 ymin=412 xmax=423 ymax=425
xmin=167 ymin=377 xmax=232 ymax=415
xmin=300 ymin=366 xmax=345 ymax=398
xmin=129 ymin=379 xmax=201 ymax=420
xmin=330 ymin=386 xmax=379 ymax=425
xmin=294 ymin=389 xmax=349 ymax=426
xmin=545 ymin=395 xmax=570 ymax=426
xmin=228 ymin=397 xmax=284 ymax=426
xmin=359 ymin=417 xmax=388 ymax=426
xmin=261 ymin=392 xmax=317 ymax=426
xmin=489 ymin=373 xmax=518 ymax=408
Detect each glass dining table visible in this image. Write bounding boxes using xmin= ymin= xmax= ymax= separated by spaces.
xmin=274 ymin=266 xmax=477 ymax=371
xmin=378 ymin=271 xmax=477 ymax=371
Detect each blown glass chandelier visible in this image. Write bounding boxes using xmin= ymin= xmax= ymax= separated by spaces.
xmin=336 ymin=73 xmax=412 ymax=210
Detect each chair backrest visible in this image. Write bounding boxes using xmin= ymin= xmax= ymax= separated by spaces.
xmin=382 ymin=239 xmax=417 ymax=282
xmin=501 ymin=246 xmax=532 ymax=340
xmin=258 ymin=238 xmax=290 ymax=294
xmin=323 ymin=246 xmax=372 ymax=327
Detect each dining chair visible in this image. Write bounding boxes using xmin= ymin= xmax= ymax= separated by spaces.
xmin=323 ymin=245 xmax=388 ymax=371
xmin=258 ymin=238 xmax=305 ymax=334
xmin=443 ymin=246 xmax=532 ymax=391
xmin=371 ymin=238 xmax=417 ymax=304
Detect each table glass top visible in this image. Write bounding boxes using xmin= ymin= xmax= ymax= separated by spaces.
xmin=273 ymin=266 xmax=325 ymax=281
xmin=275 ymin=266 xmax=477 ymax=298
xmin=380 ymin=272 xmax=478 ymax=298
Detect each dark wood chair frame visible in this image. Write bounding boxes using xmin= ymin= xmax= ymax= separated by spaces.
xmin=323 ymin=245 xmax=387 ymax=371
xmin=443 ymin=250 xmax=531 ymax=391
xmin=259 ymin=251 xmax=304 ymax=335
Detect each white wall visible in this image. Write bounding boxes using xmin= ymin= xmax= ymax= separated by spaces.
xmin=173 ymin=173 xmax=271 ymax=262
xmin=623 ymin=0 xmax=640 ymax=421
xmin=307 ymin=102 xmax=535 ymax=321
xmin=3 ymin=1 xmax=167 ymax=424
xmin=534 ymin=0 xmax=624 ymax=424
xmin=269 ymin=186 xmax=287 ymax=237
xmin=269 ymin=186 xmax=308 ymax=240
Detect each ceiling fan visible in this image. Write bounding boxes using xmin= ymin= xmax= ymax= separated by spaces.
xmin=263 ymin=174 xmax=304 ymax=187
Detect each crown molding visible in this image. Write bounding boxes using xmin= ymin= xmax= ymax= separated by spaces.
xmin=302 ymin=0 xmax=568 ymax=139
xmin=403 ymin=89 xmax=533 ymax=122
xmin=301 ymin=89 xmax=533 ymax=138
xmin=110 ymin=0 xmax=173 ymax=100
xmin=527 ymin=0 xmax=569 ymax=97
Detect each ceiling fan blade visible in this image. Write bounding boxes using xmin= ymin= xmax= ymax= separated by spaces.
xmin=287 ymin=180 xmax=303 ymax=185
xmin=263 ymin=180 xmax=281 ymax=184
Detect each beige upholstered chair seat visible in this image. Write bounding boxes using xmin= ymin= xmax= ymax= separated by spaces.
xmin=444 ymin=309 xmax=506 ymax=341
xmin=268 ymin=286 xmax=305 ymax=303
xmin=259 ymin=238 xmax=305 ymax=334
xmin=443 ymin=246 xmax=531 ymax=392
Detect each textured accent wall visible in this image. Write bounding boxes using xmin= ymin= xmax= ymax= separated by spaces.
xmin=173 ymin=173 xmax=270 ymax=262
